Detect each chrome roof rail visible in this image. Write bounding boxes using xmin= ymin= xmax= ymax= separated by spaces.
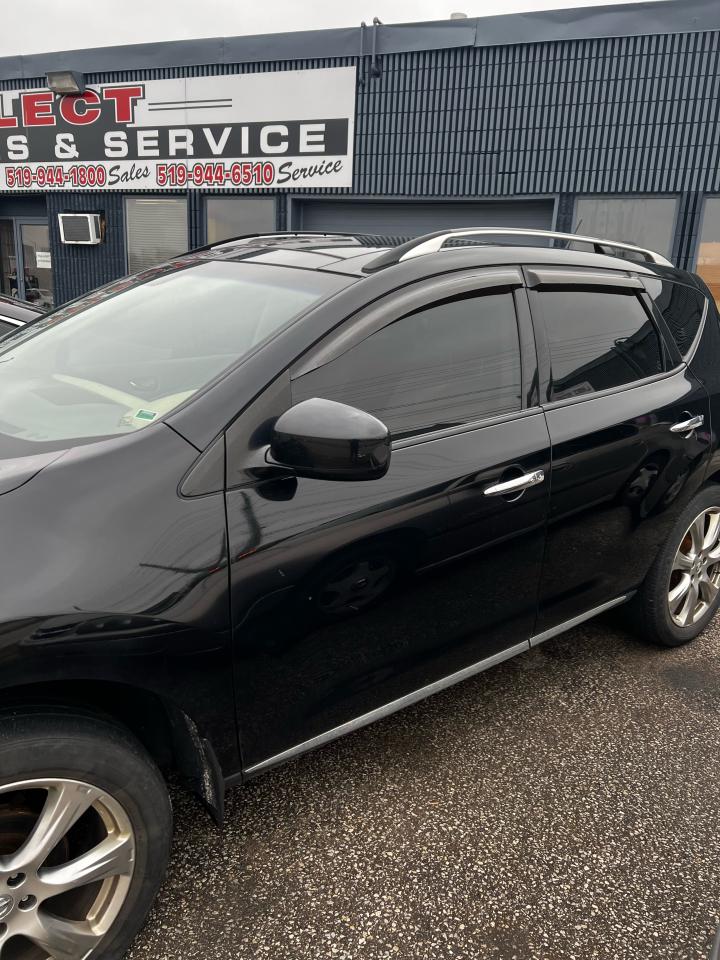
xmin=187 ymin=231 xmax=375 ymax=256
xmin=363 ymin=227 xmax=673 ymax=272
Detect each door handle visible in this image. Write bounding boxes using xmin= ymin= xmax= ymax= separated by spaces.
xmin=670 ymin=414 xmax=704 ymax=437
xmin=483 ymin=469 xmax=545 ymax=497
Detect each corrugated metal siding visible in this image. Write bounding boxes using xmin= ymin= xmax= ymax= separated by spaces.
xmin=295 ymin=198 xmax=554 ymax=235
xmin=46 ymin=193 xmax=126 ymax=304
xmin=3 ymin=28 xmax=720 ymax=296
xmin=3 ymin=30 xmax=719 ymax=197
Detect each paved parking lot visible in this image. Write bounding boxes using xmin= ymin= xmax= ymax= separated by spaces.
xmin=128 ymin=617 xmax=720 ymax=960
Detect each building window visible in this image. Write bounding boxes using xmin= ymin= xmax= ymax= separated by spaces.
xmin=697 ymin=198 xmax=720 ymax=307
xmin=206 ymin=197 xmax=276 ymax=245
xmin=125 ymin=197 xmax=188 ymax=274
xmin=573 ymin=197 xmax=678 ymax=259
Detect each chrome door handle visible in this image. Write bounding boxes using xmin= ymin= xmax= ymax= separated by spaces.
xmin=483 ymin=469 xmax=545 ymax=497
xmin=670 ymin=414 xmax=704 ymax=436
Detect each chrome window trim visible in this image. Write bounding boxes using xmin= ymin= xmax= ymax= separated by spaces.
xmin=683 ymin=294 xmax=709 ymax=366
xmin=0 ymin=315 xmax=24 ymax=327
xmin=540 ymin=365 xmax=686 ymax=413
xmin=391 ymin=405 xmax=544 ymax=450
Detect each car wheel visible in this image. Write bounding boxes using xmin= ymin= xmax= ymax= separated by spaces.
xmin=0 ymin=711 xmax=172 ymax=960
xmin=632 ymin=484 xmax=720 ymax=647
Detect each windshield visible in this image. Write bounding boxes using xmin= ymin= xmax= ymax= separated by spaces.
xmin=0 ymin=260 xmax=345 ymax=446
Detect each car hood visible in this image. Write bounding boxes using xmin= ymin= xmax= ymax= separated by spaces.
xmin=0 ymin=449 xmax=68 ymax=495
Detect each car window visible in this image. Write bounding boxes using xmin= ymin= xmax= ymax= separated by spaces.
xmin=292 ymin=290 xmax=522 ymax=440
xmin=533 ymin=289 xmax=665 ymax=401
xmin=643 ymin=277 xmax=707 ymax=358
xmin=0 ymin=261 xmax=347 ymax=446
xmin=0 ymin=319 xmax=17 ymax=336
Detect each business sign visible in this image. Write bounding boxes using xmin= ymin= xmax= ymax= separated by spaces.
xmin=0 ymin=67 xmax=355 ymax=192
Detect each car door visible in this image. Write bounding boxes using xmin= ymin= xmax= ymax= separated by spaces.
xmin=225 ymin=268 xmax=551 ymax=772
xmin=527 ymin=266 xmax=712 ymax=639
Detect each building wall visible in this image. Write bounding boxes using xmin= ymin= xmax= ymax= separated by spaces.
xmin=46 ymin=193 xmax=126 ymax=305
xmin=1 ymin=27 xmax=719 ymax=301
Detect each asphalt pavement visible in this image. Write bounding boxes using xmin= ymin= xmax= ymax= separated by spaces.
xmin=127 ymin=615 xmax=720 ymax=960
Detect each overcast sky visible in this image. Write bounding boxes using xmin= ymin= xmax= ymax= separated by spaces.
xmin=1 ymin=0 xmax=663 ymax=58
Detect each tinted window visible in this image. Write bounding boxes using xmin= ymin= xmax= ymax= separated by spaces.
xmin=0 ymin=320 xmax=16 ymax=337
xmin=644 ymin=278 xmax=706 ymax=357
xmin=293 ymin=291 xmax=521 ymax=439
xmin=535 ymin=289 xmax=665 ymax=401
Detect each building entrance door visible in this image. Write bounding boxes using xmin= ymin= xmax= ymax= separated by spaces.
xmin=0 ymin=219 xmax=16 ymax=298
xmin=0 ymin=218 xmax=54 ymax=309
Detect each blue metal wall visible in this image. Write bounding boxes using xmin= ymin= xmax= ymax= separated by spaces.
xmin=1 ymin=26 xmax=719 ymax=301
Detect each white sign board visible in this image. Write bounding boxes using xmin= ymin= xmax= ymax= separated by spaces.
xmin=0 ymin=67 xmax=356 ymax=191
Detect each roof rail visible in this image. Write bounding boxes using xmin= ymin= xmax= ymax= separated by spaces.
xmin=362 ymin=227 xmax=673 ymax=272
xmin=188 ymin=231 xmax=378 ymax=256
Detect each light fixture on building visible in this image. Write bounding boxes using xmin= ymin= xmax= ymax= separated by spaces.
xmin=46 ymin=70 xmax=86 ymax=95
xmin=450 ymin=12 xmax=468 ymax=18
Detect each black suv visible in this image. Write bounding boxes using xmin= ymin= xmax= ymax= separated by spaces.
xmin=0 ymin=228 xmax=718 ymax=959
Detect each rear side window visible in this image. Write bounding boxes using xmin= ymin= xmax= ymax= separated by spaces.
xmin=534 ymin=289 xmax=665 ymax=401
xmin=0 ymin=320 xmax=16 ymax=337
xmin=292 ymin=291 xmax=522 ymax=439
xmin=644 ymin=278 xmax=707 ymax=358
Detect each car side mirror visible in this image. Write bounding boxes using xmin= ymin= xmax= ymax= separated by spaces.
xmin=269 ymin=398 xmax=391 ymax=481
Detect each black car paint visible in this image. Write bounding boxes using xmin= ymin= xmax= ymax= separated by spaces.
xmin=0 ymin=242 xmax=716 ymax=816
xmin=0 ymin=295 xmax=42 ymax=337
xmin=0 ymin=295 xmax=43 ymax=325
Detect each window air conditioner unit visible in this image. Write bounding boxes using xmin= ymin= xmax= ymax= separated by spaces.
xmin=58 ymin=213 xmax=103 ymax=245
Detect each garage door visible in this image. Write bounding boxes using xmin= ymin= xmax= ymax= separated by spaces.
xmin=294 ymin=199 xmax=555 ymax=241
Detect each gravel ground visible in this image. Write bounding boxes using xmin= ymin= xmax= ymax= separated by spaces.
xmin=128 ymin=616 xmax=720 ymax=960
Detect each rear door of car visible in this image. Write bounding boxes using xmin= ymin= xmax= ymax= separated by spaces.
xmin=225 ymin=267 xmax=552 ymax=772
xmin=526 ymin=265 xmax=712 ymax=640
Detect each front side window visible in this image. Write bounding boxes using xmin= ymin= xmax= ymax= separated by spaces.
xmin=292 ymin=291 xmax=522 ymax=439
xmin=534 ymin=289 xmax=665 ymax=401
xmin=643 ymin=278 xmax=707 ymax=358
xmin=0 ymin=261 xmax=346 ymax=448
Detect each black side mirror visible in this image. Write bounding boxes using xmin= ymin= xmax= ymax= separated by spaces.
xmin=269 ymin=398 xmax=391 ymax=481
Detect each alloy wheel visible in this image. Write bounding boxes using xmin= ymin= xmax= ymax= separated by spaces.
xmin=668 ymin=507 xmax=720 ymax=627
xmin=0 ymin=779 xmax=135 ymax=960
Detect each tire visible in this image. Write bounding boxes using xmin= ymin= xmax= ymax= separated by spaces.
xmin=0 ymin=710 xmax=172 ymax=960
xmin=631 ymin=484 xmax=720 ymax=647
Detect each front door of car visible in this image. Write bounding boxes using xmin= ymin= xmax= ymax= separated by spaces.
xmin=225 ymin=270 xmax=551 ymax=772
xmin=527 ymin=267 xmax=712 ymax=637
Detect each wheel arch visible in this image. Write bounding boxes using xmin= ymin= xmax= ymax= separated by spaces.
xmin=0 ymin=678 xmax=226 ymax=824
xmin=704 ymin=469 xmax=720 ymax=489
